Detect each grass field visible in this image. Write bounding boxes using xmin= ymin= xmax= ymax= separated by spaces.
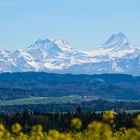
xmin=0 ymin=96 xmax=97 ymax=106
xmin=1 ymin=97 xmax=140 ymax=113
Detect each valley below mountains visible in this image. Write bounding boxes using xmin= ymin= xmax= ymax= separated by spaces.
xmin=0 ymin=72 xmax=140 ymax=112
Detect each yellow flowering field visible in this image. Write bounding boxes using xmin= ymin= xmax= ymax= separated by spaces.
xmin=0 ymin=111 xmax=140 ymax=140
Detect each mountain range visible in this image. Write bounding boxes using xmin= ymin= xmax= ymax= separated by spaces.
xmin=1 ymin=32 xmax=140 ymax=75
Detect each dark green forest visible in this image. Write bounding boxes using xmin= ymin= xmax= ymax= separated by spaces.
xmin=0 ymin=72 xmax=140 ymax=100
xmin=0 ymin=100 xmax=140 ymax=113
xmin=0 ymin=109 xmax=138 ymax=132
xmin=0 ymin=72 xmax=140 ymax=113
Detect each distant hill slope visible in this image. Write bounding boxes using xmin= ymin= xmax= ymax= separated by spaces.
xmin=0 ymin=72 xmax=140 ymax=100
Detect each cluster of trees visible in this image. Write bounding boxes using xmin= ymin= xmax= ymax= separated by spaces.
xmin=1 ymin=99 xmax=140 ymax=113
xmin=0 ymin=109 xmax=138 ymax=132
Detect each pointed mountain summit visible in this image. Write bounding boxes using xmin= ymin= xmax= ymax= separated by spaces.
xmin=27 ymin=38 xmax=77 ymax=55
xmin=103 ymin=32 xmax=134 ymax=50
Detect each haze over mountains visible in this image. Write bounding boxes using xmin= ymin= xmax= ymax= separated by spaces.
xmin=1 ymin=32 xmax=140 ymax=75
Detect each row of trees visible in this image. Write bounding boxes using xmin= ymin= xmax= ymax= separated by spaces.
xmin=0 ymin=109 xmax=138 ymax=132
xmin=1 ymin=99 xmax=140 ymax=112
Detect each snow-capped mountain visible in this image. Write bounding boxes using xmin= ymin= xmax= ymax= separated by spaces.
xmin=0 ymin=38 xmax=92 ymax=72
xmin=0 ymin=32 xmax=140 ymax=75
xmin=68 ymin=32 xmax=140 ymax=75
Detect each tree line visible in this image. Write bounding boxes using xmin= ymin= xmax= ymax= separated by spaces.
xmin=0 ymin=108 xmax=139 ymax=132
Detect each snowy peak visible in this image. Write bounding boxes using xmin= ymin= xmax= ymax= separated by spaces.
xmin=103 ymin=32 xmax=133 ymax=49
xmin=0 ymin=33 xmax=140 ymax=75
xmin=86 ymin=32 xmax=135 ymax=58
xmin=52 ymin=38 xmax=75 ymax=52
xmin=28 ymin=38 xmax=74 ymax=53
xmin=103 ymin=32 xmax=128 ymax=46
xmin=28 ymin=38 xmax=59 ymax=51
xmin=26 ymin=38 xmax=81 ymax=63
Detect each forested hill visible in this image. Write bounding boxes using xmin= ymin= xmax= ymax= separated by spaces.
xmin=0 ymin=72 xmax=140 ymax=100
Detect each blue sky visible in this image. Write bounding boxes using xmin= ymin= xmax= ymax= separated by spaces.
xmin=0 ymin=0 xmax=140 ymax=50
